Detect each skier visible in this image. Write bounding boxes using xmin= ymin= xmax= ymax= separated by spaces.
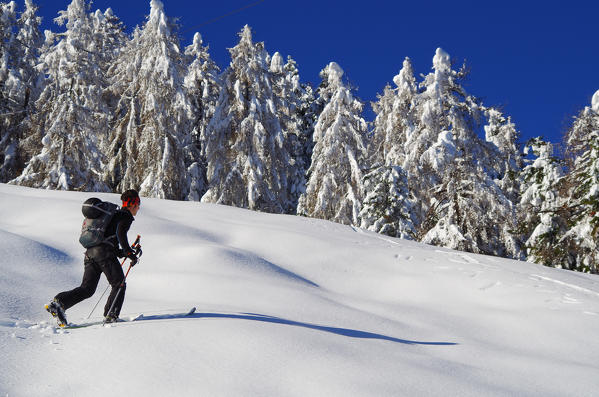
xmin=46 ymin=190 xmax=141 ymax=326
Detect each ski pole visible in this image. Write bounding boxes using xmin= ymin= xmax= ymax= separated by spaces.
xmin=87 ymin=235 xmax=141 ymax=319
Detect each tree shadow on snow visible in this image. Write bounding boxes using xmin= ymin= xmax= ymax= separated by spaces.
xmin=191 ymin=312 xmax=457 ymax=346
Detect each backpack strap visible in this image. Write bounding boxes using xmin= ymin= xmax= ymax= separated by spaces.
xmin=82 ymin=203 xmax=115 ymax=216
xmin=101 ymin=207 xmax=125 ymax=248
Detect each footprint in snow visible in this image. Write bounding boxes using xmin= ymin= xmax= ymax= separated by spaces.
xmin=479 ymin=281 xmax=501 ymax=291
xmin=434 ymin=250 xmax=479 ymax=262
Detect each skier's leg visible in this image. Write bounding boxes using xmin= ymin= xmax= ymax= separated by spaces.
xmin=101 ymin=256 xmax=126 ymax=318
xmin=55 ymin=255 xmax=102 ymax=310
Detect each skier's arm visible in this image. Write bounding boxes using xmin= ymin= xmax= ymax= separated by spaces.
xmin=116 ymin=217 xmax=133 ymax=254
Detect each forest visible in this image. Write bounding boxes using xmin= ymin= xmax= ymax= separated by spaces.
xmin=1 ymin=0 xmax=599 ymax=273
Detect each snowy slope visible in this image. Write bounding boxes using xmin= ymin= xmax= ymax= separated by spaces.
xmin=1 ymin=183 xmax=599 ymax=396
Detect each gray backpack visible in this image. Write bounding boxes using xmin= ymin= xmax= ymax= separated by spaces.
xmin=79 ymin=198 xmax=119 ymax=248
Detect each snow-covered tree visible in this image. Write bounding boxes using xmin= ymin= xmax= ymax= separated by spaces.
xmin=91 ymin=7 xmax=126 ymax=69
xmin=559 ymin=95 xmax=599 ymax=272
xmin=359 ymin=165 xmax=415 ymax=238
xmin=420 ymin=152 xmax=518 ymax=257
xmin=91 ymin=7 xmax=126 ymax=108
xmin=484 ymin=107 xmax=523 ymax=203
xmin=363 ymin=58 xmax=419 ymax=238
xmin=183 ymin=32 xmax=220 ymax=201
xmin=201 ymin=25 xmax=293 ymax=213
xmin=270 ymin=52 xmax=315 ymax=212
xmin=402 ymin=48 xmax=519 ymax=257
xmin=0 ymin=2 xmax=18 ymax=113
xmin=11 ymin=0 xmax=108 ymax=191
xmin=396 ymin=49 xmax=464 ymax=231
xmin=369 ymin=57 xmax=418 ymax=168
xmin=0 ymin=0 xmax=43 ymax=181
xmin=184 ymin=32 xmax=220 ymax=144
xmin=297 ymin=61 xmax=367 ymax=225
xmin=105 ymin=0 xmax=193 ymax=199
xmin=0 ymin=1 xmax=18 ymax=181
xmin=518 ymin=137 xmax=566 ymax=266
xmin=8 ymin=0 xmax=43 ymax=105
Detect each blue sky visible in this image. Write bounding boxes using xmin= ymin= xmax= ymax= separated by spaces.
xmin=34 ymin=0 xmax=598 ymax=146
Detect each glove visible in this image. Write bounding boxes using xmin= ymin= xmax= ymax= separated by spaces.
xmin=134 ymin=244 xmax=143 ymax=258
xmin=125 ymin=250 xmax=138 ymax=266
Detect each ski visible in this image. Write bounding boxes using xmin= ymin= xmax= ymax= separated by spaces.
xmin=62 ymin=307 xmax=197 ymax=329
xmin=66 ymin=313 xmax=144 ymax=329
xmin=134 ymin=307 xmax=197 ymax=322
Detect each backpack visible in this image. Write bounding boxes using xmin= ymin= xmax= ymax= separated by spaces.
xmin=79 ymin=198 xmax=119 ymax=248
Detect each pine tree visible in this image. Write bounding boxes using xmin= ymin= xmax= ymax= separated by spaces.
xmin=297 ymin=61 xmax=367 ymax=225
xmin=0 ymin=1 xmax=43 ymax=182
xmin=369 ymin=84 xmax=394 ymax=167
xmin=482 ymin=107 xmax=525 ymax=256
xmin=91 ymin=8 xmax=126 ymax=67
xmin=359 ymin=165 xmax=415 ymax=238
xmin=418 ymin=154 xmax=514 ymax=258
xmin=202 ymin=25 xmax=292 ymax=213
xmin=369 ymin=57 xmax=418 ymax=168
xmin=518 ymin=137 xmax=567 ymax=266
xmin=364 ymin=57 xmax=418 ymax=238
xmin=560 ymin=97 xmax=599 ymax=272
xmin=484 ymin=107 xmax=523 ymax=203
xmin=185 ymin=32 xmax=220 ymax=143
xmin=91 ymin=7 xmax=126 ymax=108
xmin=270 ymin=52 xmax=314 ymax=213
xmin=105 ymin=0 xmax=192 ymax=199
xmin=11 ymin=0 xmax=108 ymax=191
xmin=0 ymin=1 xmax=16 ymax=178
xmin=14 ymin=0 xmax=43 ymax=100
xmin=0 ymin=1 xmax=18 ymax=119
xmin=407 ymin=48 xmax=519 ymax=257
xmin=401 ymin=48 xmax=471 ymax=236
xmin=400 ymin=49 xmax=464 ymax=230
xmin=183 ymin=32 xmax=220 ymax=201
xmin=421 ymin=156 xmax=477 ymax=252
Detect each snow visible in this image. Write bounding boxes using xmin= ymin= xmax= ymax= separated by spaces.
xmin=392 ymin=57 xmax=416 ymax=95
xmin=420 ymin=129 xmax=457 ymax=171
xmin=326 ymin=61 xmax=344 ymax=86
xmin=2 ymin=183 xmax=599 ymax=396
xmin=270 ymin=52 xmax=283 ymax=73
xmin=432 ymin=47 xmax=450 ymax=72
xmin=592 ymin=89 xmax=599 ymax=113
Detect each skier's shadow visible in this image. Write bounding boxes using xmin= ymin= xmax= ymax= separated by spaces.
xmin=191 ymin=312 xmax=457 ymax=346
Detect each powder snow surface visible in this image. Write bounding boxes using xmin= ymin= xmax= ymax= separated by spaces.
xmin=1 ymin=183 xmax=599 ymax=396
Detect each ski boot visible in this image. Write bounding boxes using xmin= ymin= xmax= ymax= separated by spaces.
xmin=45 ymin=299 xmax=68 ymax=327
xmin=103 ymin=313 xmax=119 ymax=324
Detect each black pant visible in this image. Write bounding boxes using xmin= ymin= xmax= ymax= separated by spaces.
xmin=55 ymin=245 xmax=126 ymax=317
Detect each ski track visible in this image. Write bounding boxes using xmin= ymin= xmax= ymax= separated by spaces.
xmin=529 ymin=274 xmax=599 ymax=298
